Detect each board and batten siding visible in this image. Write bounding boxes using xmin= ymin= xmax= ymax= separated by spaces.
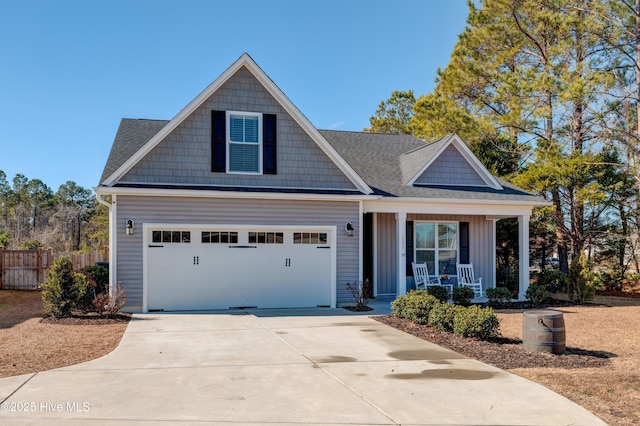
xmin=375 ymin=213 xmax=496 ymax=295
xmin=120 ymin=67 xmax=356 ymax=191
xmin=375 ymin=213 xmax=397 ymax=295
xmin=114 ymin=195 xmax=360 ymax=310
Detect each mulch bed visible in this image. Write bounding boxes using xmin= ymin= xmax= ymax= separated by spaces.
xmin=40 ymin=312 xmax=132 ymax=325
xmin=374 ymin=315 xmax=612 ymax=370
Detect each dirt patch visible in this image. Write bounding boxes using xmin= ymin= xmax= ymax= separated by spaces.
xmin=375 ymin=295 xmax=640 ymax=426
xmin=0 ymin=290 xmax=130 ymax=378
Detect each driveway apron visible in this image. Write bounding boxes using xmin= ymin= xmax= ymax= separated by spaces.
xmin=0 ymin=308 xmax=606 ymax=425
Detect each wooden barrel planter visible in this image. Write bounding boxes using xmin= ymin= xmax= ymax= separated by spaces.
xmin=522 ymin=310 xmax=566 ymax=354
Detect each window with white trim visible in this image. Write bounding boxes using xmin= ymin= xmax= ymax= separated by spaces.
xmin=415 ymin=222 xmax=458 ymax=276
xmin=227 ymin=111 xmax=262 ymax=174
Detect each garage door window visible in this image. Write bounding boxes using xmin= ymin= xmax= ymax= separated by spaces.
xmin=294 ymin=232 xmax=328 ymax=244
xmin=201 ymin=231 xmax=238 ymax=244
xmin=152 ymin=230 xmax=191 ymax=243
xmin=249 ymin=232 xmax=284 ymax=244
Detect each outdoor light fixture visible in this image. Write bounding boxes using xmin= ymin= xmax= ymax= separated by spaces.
xmin=125 ymin=219 xmax=134 ymax=235
xmin=345 ymin=222 xmax=354 ymax=237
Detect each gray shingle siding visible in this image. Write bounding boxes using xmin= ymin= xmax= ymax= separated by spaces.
xmin=119 ymin=67 xmax=356 ymax=190
xmin=115 ymin=195 xmax=360 ymax=310
xmin=413 ymin=145 xmax=486 ymax=186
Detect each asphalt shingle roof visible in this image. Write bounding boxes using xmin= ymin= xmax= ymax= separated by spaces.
xmin=100 ymin=120 xmax=544 ymax=204
xmin=100 ymin=119 xmax=169 ymax=184
xmin=319 ymin=130 xmax=544 ymax=202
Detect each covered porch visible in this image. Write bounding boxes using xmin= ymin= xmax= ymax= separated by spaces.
xmin=362 ymin=201 xmax=533 ymax=301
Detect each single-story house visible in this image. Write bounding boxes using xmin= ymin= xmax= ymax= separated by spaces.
xmin=96 ymin=53 xmax=548 ymax=312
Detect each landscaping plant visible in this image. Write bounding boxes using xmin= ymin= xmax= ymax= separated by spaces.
xmin=525 ymin=282 xmax=549 ymax=305
xmin=40 ymin=257 xmax=90 ymax=318
xmin=93 ymin=283 xmax=127 ymax=318
xmin=568 ymin=251 xmax=595 ymax=303
xmin=452 ymin=286 xmax=475 ymax=306
xmin=346 ymin=280 xmax=370 ymax=310
xmin=390 ymin=290 xmax=439 ymax=324
xmin=486 ymin=287 xmax=512 ymax=305
xmin=536 ymin=268 xmax=569 ymax=293
xmin=426 ymin=285 xmax=449 ymax=303
xmin=453 ymin=305 xmax=500 ymax=339
xmin=428 ymin=303 xmax=461 ymax=333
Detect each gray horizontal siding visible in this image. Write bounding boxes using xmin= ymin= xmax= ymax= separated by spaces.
xmin=121 ymin=67 xmax=356 ymax=190
xmin=114 ymin=195 xmax=360 ymax=310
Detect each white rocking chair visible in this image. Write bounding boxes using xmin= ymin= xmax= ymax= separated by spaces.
xmin=412 ymin=262 xmax=441 ymax=290
xmin=456 ymin=263 xmax=484 ymax=298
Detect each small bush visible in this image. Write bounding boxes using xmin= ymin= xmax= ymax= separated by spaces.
xmin=525 ymin=282 xmax=549 ymax=305
xmin=76 ymin=265 xmax=109 ymax=312
xmin=536 ymin=269 xmax=568 ymax=293
xmin=486 ymin=287 xmax=512 ymax=305
xmin=452 ymin=286 xmax=475 ymax=306
xmin=453 ymin=305 xmax=500 ymax=339
xmin=428 ymin=303 xmax=461 ymax=333
xmin=40 ymin=257 xmax=90 ymax=318
xmin=426 ymin=286 xmax=449 ymax=303
xmin=93 ymin=283 xmax=127 ymax=318
xmin=82 ymin=265 xmax=109 ymax=295
xmin=391 ymin=290 xmax=439 ymax=324
xmin=346 ymin=280 xmax=370 ymax=309
xmin=568 ymin=252 xmax=595 ymax=303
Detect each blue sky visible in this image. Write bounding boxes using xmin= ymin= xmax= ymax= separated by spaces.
xmin=0 ymin=0 xmax=468 ymax=192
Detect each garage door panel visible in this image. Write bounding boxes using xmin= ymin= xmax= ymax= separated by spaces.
xmin=146 ymin=227 xmax=333 ymax=311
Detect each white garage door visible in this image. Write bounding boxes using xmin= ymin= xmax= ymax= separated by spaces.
xmin=145 ymin=226 xmax=334 ymax=311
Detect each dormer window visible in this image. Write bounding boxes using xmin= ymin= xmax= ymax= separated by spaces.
xmin=211 ymin=110 xmax=277 ymax=175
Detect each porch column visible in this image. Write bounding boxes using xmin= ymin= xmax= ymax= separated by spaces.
xmin=518 ymin=214 xmax=530 ymax=300
xmin=396 ymin=212 xmax=407 ymax=296
xmin=489 ymin=219 xmax=498 ymax=290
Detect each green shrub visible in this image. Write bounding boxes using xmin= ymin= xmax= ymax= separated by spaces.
xmin=426 ymin=286 xmax=449 ymax=303
xmin=525 ymin=282 xmax=549 ymax=305
xmin=81 ymin=265 xmax=109 ymax=294
xmin=428 ymin=303 xmax=462 ymax=333
xmin=77 ymin=265 xmax=109 ymax=312
xmin=568 ymin=252 xmax=595 ymax=303
xmin=536 ymin=269 xmax=568 ymax=293
xmin=453 ymin=305 xmax=500 ymax=339
xmin=452 ymin=286 xmax=475 ymax=306
xmin=390 ymin=290 xmax=439 ymax=324
xmin=486 ymin=287 xmax=512 ymax=305
xmin=40 ymin=257 xmax=90 ymax=318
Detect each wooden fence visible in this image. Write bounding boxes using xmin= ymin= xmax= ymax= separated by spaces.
xmin=0 ymin=248 xmax=108 ymax=290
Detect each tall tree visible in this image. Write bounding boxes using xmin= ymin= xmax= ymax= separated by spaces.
xmin=365 ymin=90 xmax=416 ymax=134
xmin=411 ymin=0 xmax=632 ymax=273
xmin=54 ymin=181 xmax=95 ymax=251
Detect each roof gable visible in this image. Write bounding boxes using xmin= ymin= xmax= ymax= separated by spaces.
xmin=406 ymin=134 xmax=502 ymax=190
xmin=100 ymin=53 xmax=372 ymax=194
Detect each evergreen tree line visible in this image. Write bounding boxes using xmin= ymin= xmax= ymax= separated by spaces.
xmin=367 ymin=0 xmax=640 ymax=283
xmin=0 ymin=170 xmax=107 ymax=252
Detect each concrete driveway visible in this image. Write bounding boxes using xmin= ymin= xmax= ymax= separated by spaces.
xmin=0 ymin=306 xmax=605 ymax=425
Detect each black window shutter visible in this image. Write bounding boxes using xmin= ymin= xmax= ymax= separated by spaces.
xmin=406 ymin=221 xmax=414 ymax=276
xmin=263 ymin=114 xmax=277 ymax=174
xmin=211 ymin=110 xmax=226 ymax=172
xmin=459 ymin=222 xmax=470 ymax=264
